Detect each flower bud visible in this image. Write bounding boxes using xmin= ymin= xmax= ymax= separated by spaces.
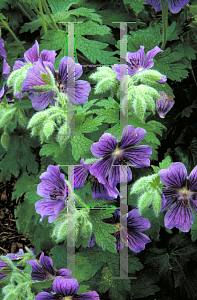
xmin=57 ymin=122 xmax=70 ymax=148
xmin=152 ymin=190 xmax=162 ymax=217
xmin=43 ymin=120 xmax=56 ymax=139
xmin=137 ymin=190 xmax=153 ymax=214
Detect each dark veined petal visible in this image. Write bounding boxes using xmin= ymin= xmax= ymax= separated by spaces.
xmin=77 ymin=291 xmax=100 ymax=299
xmin=39 ymin=253 xmax=55 ymax=275
xmin=158 ymin=162 xmax=187 ymax=189
xmin=89 ymin=156 xmax=114 ymax=185
xmin=119 ymin=126 xmax=147 ymax=149
xmin=35 ymin=292 xmax=59 ymax=300
xmin=35 ymin=198 xmax=64 ymax=223
xmin=188 ymin=165 xmax=197 ymax=192
xmin=26 ymin=259 xmax=48 ymax=281
xmin=126 ymin=46 xmax=145 ymax=70
xmin=24 ymin=40 xmax=39 ymax=64
xmin=108 ymin=164 xmax=132 ymax=189
xmin=164 ymin=200 xmax=194 ymax=232
xmin=28 ymin=91 xmax=56 ymax=111
xmin=126 ymin=209 xmax=151 ymax=231
xmin=67 ymin=80 xmax=91 ymax=105
xmin=159 ymin=189 xmax=178 ymax=212
xmin=56 ymin=269 xmax=72 ymax=278
xmin=37 ymin=165 xmax=66 ymax=198
xmin=91 ymin=133 xmax=117 ymax=158
xmin=144 ymin=46 xmax=163 ymax=69
xmin=58 ymin=56 xmax=82 ymax=84
xmin=122 ymin=145 xmax=152 ymax=168
xmin=127 ymin=230 xmax=151 ymax=253
xmin=2 ymin=59 xmax=10 ymax=79
xmin=40 ymin=49 xmax=57 ymax=65
xmin=70 ymin=160 xmax=89 ymax=190
xmin=53 ymin=276 xmax=79 ymax=296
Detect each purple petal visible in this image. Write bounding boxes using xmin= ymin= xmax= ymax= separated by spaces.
xmin=56 ymin=269 xmax=72 ymax=278
xmin=111 ymin=64 xmax=134 ymax=81
xmin=0 ymin=38 xmax=7 ymax=58
xmin=169 ymin=0 xmax=190 ymax=14
xmin=158 ymin=162 xmax=187 ymax=189
xmin=24 ymin=40 xmax=39 ymax=64
xmin=108 ymin=164 xmax=132 ymax=189
xmin=127 ymin=209 xmax=151 ymax=231
xmin=39 ymin=252 xmax=55 ymax=275
xmin=70 ymin=161 xmax=89 ymax=190
xmin=53 ymin=277 xmax=79 ymax=296
xmin=119 ymin=126 xmax=147 ymax=149
xmin=87 ymin=232 xmax=96 ymax=247
xmin=91 ymin=178 xmax=121 ymax=200
xmin=35 ymin=292 xmax=59 ymax=300
xmin=164 ymin=201 xmax=194 ymax=232
xmin=28 ymin=91 xmax=56 ymax=111
xmin=101 ymin=209 xmax=120 ymax=224
xmin=0 ymin=273 xmax=8 ymax=280
xmin=35 ymin=198 xmax=64 ymax=223
xmin=22 ymin=58 xmax=51 ymax=91
xmin=2 ymin=59 xmax=10 ymax=79
xmin=58 ymin=56 xmax=83 ymax=83
xmin=159 ymin=189 xmax=178 ymax=212
xmin=26 ymin=260 xmax=48 ymax=281
xmin=144 ymin=0 xmax=162 ymax=12
xmin=188 ymin=165 xmax=197 ymax=192
xmin=37 ymin=165 xmax=66 ymax=198
xmin=156 ymin=91 xmax=175 ymax=118
xmin=13 ymin=59 xmax=26 ymax=70
xmin=126 ymin=46 xmax=145 ymax=70
xmin=67 ymin=80 xmax=91 ymax=105
xmin=122 ymin=145 xmax=152 ymax=168
xmin=40 ymin=50 xmax=57 ymax=64
xmin=77 ymin=291 xmax=100 ymax=299
xmin=189 ymin=193 xmax=197 ymax=214
xmin=89 ymin=156 xmax=113 ymax=185
xmin=127 ymin=230 xmax=151 ymax=252
xmin=91 ymin=133 xmax=117 ymax=158
xmin=144 ymin=46 xmax=163 ymax=69
xmin=0 ymin=259 xmax=9 ymax=268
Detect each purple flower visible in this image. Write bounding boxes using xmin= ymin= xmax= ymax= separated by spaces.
xmin=70 ymin=159 xmax=122 ymax=200
xmin=26 ymin=252 xmax=72 ymax=282
xmin=35 ymin=165 xmax=69 ymax=223
xmin=144 ymin=0 xmax=190 ymax=14
xmin=0 ymin=248 xmax=37 ymax=280
xmin=87 ymin=232 xmax=102 ymax=248
xmin=0 ymin=59 xmax=12 ymax=103
xmin=13 ymin=40 xmax=56 ymax=71
xmin=89 ymin=125 xmax=152 ymax=189
xmin=156 ymin=91 xmax=175 ymax=118
xmin=158 ymin=162 xmax=197 ymax=232
xmin=0 ymin=38 xmax=6 ymax=59
xmin=89 ymin=208 xmax=151 ymax=252
xmin=22 ymin=56 xmax=91 ymax=110
xmin=112 ymin=46 xmax=167 ymax=83
xmin=35 ymin=276 xmax=100 ymax=299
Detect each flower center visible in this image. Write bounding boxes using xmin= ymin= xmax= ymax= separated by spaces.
xmin=49 ymin=187 xmax=64 ymax=200
xmin=113 ymin=148 xmax=123 ymax=160
xmin=54 ymin=72 xmax=64 ymax=92
xmin=114 ymin=222 xmax=121 ymax=231
xmin=177 ymin=188 xmax=192 ymax=210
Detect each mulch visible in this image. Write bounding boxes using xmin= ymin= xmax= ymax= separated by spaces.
xmin=0 ymin=175 xmax=34 ymax=256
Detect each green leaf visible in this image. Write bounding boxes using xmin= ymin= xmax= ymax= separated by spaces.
xmin=124 ymin=0 xmax=145 ymax=14
xmin=0 ymin=132 xmax=39 ymax=183
xmin=11 ymin=172 xmax=39 ymax=202
xmin=159 ymin=156 xmax=172 ymax=170
xmin=90 ymin=209 xmax=118 ymax=253
xmin=47 ymin=0 xmax=80 ymax=13
xmin=191 ymin=210 xmax=197 ymax=242
xmin=39 ymin=138 xmax=64 ymax=158
xmin=70 ymin=135 xmax=93 ymax=161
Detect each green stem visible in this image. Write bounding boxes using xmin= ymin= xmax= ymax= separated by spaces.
xmin=0 ymin=20 xmax=25 ymax=52
xmin=160 ymin=0 xmax=168 ymax=50
xmin=17 ymin=3 xmax=33 ymax=21
xmin=184 ymin=5 xmax=188 ymax=20
xmin=30 ymin=1 xmax=54 ymax=29
xmin=37 ymin=0 xmax=47 ymax=34
xmin=41 ymin=0 xmax=59 ymax=30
